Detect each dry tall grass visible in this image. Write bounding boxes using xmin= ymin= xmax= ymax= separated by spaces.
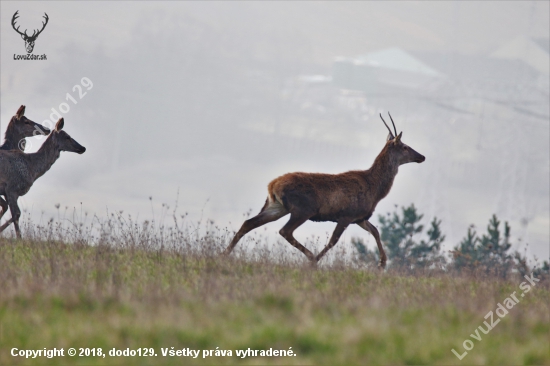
xmin=0 ymin=212 xmax=548 ymax=365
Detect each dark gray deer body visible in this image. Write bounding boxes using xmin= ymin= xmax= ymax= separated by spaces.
xmin=0 ymin=118 xmax=85 ymax=238
xmin=224 ymin=113 xmax=425 ymax=268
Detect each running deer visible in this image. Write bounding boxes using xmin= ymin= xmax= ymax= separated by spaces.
xmin=0 ymin=118 xmax=85 ymax=238
xmin=0 ymin=105 xmax=51 ymax=221
xmin=224 ymin=113 xmax=425 ymax=269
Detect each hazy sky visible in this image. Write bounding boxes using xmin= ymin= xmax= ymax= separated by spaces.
xmin=1 ymin=1 xmax=548 ymax=262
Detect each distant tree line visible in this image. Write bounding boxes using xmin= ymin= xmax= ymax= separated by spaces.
xmin=353 ymin=204 xmax=549 ymax=278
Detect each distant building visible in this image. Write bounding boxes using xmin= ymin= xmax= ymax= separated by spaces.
xmin=330 ymin=45 xmax=547 ymax=119
xmin=412 ymin=51 xmax=540 ymax=85
xmin=332 ymin=48 xmax=444 ymax=94
xmin=410 ymin=50 xmax=546 ymax=118
xmin=410 ymin=51 xmax=542 ymax=99
xmin=491 ymin=36 xmax=549 ymax=76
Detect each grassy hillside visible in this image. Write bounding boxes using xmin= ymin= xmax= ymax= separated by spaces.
xmin=0 ymin=228 xmax=548 ymax=365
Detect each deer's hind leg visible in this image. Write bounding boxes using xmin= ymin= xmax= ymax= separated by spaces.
xmin=0 ymin=218 xmax=14 ymax=233
xmin=0 ymin=193 xmax=20 ymax=238
xmin=0 ymin=196 xmax=7 ymax=221
xmin=279 ymin=213 xmax=316 ymax=262
xmin=315 ymin=220 xmax=350 ymax=263
xmin=224 ymin=199 xmax=288 ymax=255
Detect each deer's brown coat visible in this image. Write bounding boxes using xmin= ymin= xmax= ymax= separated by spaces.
xmin=224 ymin=114 xmax=425 ymax=268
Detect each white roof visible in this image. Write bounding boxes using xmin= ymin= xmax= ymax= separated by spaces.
xmin=491 ymin=36 xmax=549 ymax=75
xmin=354 ymin=47 xmax=442 ymax=77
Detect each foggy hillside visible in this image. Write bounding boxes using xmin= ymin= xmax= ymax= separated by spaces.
xmin=1 ymin=1 xmax=548 ymax=262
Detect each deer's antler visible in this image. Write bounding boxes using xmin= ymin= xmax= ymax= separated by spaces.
xmin=11 ymin=11 xmax=27 ymax=37
xmin=387 ymin=112 xmax=398 ymax=137
xmin=379 ymin=113 xmax=395 ymax=139
xmin=30 ymin=13 xmax=49 ymax=39
xmin=11 ymin=11 xmax=49 ymax=40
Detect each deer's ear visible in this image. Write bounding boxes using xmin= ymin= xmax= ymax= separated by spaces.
xmin=387 ymin=133 xmax=394 ymax=141
xmin=16 ymin=105 xmax=25 ymax=119
xmin=396 ymin=132 xmax=402 ymax=141
xmin=55 ymin=118 xmax=64 ymax=131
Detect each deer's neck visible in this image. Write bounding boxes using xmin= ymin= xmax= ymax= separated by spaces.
xmin=0 ymin=121 xmax=21 ymax=150
xmin=0 ymin=139 xmax=18 ymax=150
xmin=27 ymin=135 xmax=61 ymax=181
xmin=366 ymin=148 xmax=399 ymax=201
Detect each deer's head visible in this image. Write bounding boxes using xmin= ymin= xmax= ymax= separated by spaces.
xmin=52 ymin=118 xmax=86 ymax=154
xmin=12 ymin=11 xmax=49 ymax=54
xmin=6 ymin=105 xmax=51 ymax=150
xmin=380 ymin=113 xmax=425 ymax=166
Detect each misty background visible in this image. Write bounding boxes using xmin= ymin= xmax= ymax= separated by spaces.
xmin=1 ymin=2 xmax=548 ymax=262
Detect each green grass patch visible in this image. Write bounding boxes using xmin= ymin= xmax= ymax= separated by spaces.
xmin=0 ymin=238 xmax=548 ymax=365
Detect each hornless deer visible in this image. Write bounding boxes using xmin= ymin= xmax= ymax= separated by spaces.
xmin=224 ymin=113 xmax=425 ymax=269
xmin=0 ymin=118 xmax=85 ymax=238
xmin=0 ymin=105 xmax=51 ymax=221
xmin=1 ymin=105 xmax=51 ymax=151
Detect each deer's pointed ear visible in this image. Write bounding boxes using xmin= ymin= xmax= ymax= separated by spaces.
xmin=387 ymin=133 xmax=394 ymax=141
xmin=16 ymin=105 xmax=25 ymax=119
xmin=55 ymin=118 xmax=64 ymax=131
xmin=396 ymin=132 xmax=402 ymax=142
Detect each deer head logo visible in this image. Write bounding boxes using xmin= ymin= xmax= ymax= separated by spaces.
xmin=11 ymin=11 xmax=49 ymax=54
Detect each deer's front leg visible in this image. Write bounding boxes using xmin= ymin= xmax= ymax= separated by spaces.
xmin=279 ymin=213 xmax=316 ymax=262
xmin=6 ymin=192 xmax=22 ymax=239
xmin=357 ymin=220 xmax=387 ymax=270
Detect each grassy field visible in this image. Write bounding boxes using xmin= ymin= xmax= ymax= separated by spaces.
xmin=0 ymin=220 xmax=548 ymax=365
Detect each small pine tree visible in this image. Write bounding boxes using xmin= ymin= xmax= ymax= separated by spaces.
xmin=453 ymin=215 xmax=515 ymax=277
xmin=353 ymin=204 xmax=446 ymax=271
xmin=453 ymin=226 xmax=480 ymax=268
xmin=533 ymin=260 xmax=550 ymax=280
